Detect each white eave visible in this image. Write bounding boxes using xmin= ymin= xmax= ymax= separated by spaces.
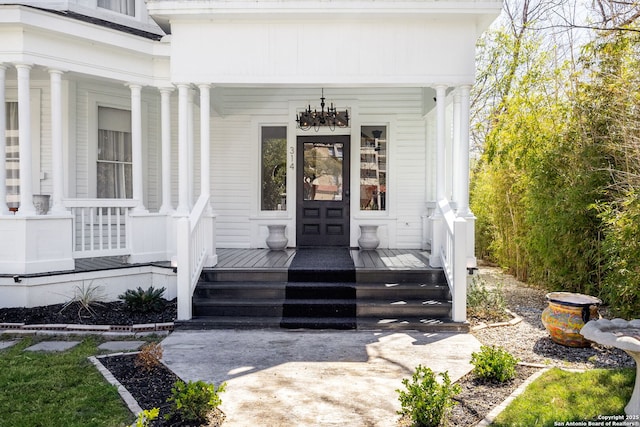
xmin=147 ymin=0 xmax=503 ymax=33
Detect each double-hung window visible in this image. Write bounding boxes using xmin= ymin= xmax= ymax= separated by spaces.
xmin=97 ymin=0 xmax=135 ymax=16
xmin=97 ymin=107 xmax=132 ymax=199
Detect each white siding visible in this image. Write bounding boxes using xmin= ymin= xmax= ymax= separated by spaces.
xmin=208 ymin=87 xmax=432 ymax=249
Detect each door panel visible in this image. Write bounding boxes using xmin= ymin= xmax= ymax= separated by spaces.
xmin=297 ymin=135 xmax=350 ymax=247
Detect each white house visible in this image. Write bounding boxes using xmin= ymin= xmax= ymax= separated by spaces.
xmin=0 ymin=0 xmax=502 ymax=321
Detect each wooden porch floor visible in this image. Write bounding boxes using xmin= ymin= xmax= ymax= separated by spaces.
xmin=4 ymin=248 xmax=435 ymax=278
xmin=214 ymin=248 xmax=434 ymax=271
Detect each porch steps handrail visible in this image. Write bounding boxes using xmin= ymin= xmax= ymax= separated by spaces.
xmin=64 ymin=198 xmax=138 ymax=259
xmin=177 ymin=194 xmax=211 ymax=320
xmin=437 ymin=198 xmax=467 ymax=322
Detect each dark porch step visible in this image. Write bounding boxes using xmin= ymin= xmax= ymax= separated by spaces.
xmin=356 ymin=283 xmax=450 ymax=300
xmin=176 ymin=316 xmax=283 ymax=330
xmin=194 ymin=282 xmax=286 ymax=299
xmin=357 ymin=317 xmax=469 ymax=333
xmin=356 ymin=299 xmax=452 ymax=318
xmin=288 ymin=269 xmax=356 ymax=283
xmin=356 ymin=269 xmax=447 ymax=284
xmin=280 ymin=317 xmax=357 ymax=330
xmin=285 ymin=282 xmax=356 ymax=300
xmin=192 ymin=298 xmax=283 ymax=317
xmin=200 ymin=269 xmax=288 ymax=283
xmin=282 ymin=299 xmax=356 ymax=317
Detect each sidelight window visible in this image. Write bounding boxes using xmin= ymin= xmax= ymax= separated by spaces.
xmin=261 ymin=126 xmax=287 ymax=211
xmin=360 ymin=126 xmax=387 ymax=211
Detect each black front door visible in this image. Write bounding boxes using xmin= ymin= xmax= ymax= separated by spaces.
xmin=296 ymin=135 xmax=350 ymax=247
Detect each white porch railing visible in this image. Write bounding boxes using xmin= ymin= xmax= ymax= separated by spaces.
xmin=177 ymin=194 xmax=213 ymax=320
xmin=64 ymin=199 xmax=138 ymax=259
xmin=437 ymin=199 xmax=467 ymax=322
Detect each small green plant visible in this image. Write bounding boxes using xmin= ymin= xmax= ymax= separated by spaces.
xmin=470 ymin=345 xmax=519 ymax=383
xmin=135 ymin=407 xmax=159 ymax=427
xmin=396 ymin=365 xmax=461 ymax=427
xmin=135 ymin=342 xmax=163 ymax=372
xmin=59 ymin=282 xmax=105 ymax=318
xmin=467 ymin=277 xmax=509 ymax=322
xmin=118 ymin=286 xmax=166 ymax=313
xmin=166 ymin=379 xmax=227 ymax=423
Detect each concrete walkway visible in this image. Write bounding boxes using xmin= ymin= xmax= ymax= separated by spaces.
xmin=161 ymin=329 xmax=482 ymax=427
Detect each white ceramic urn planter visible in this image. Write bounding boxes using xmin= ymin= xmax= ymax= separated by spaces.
xmin=266 ymin=225 xmax=288 ymax=250
xmin=358 ymin=225 xmax=380 ymax=250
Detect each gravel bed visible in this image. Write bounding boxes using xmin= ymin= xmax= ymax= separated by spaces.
xmin=472 ymin=266 xmax=634 ymax=370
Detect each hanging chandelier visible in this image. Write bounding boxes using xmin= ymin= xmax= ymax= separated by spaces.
xmin=296 ymin=89 xmax=349 ymax=131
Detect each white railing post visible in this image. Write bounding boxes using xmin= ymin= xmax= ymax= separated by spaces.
xmin=176 ymin=216 xmax=191 ymax=320
xmin=452 ymin=217 xmax=467 ymax=322
xmin=437 ymin=199 xmax=468 ymax=323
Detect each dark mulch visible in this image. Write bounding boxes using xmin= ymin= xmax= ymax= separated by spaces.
xmin=0 ymin=299 xmax=176 ymax=325
xmin=98 ymin=353 xmax=225 ymax=427
xmin=448 ymin=365 xmax=541 ymax=426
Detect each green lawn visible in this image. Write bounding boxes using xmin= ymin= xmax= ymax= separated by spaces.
xmin=0 ymin=336 xmax=134 ymax=427
xmin=492 ymin=367 xmax=635 ymax=426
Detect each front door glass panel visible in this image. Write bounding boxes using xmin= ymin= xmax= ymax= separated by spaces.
xmin=303 ymin=142 xmax=344 ymax=201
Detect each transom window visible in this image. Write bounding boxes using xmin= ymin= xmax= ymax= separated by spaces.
xmin=360 ymin=126 xmax=387 ymax=211
xmin=97 ymin=107 xmax=132 ymax=199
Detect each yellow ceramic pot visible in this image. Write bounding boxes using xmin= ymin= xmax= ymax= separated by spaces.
xmin=541 ymin=292 xmax=602 ymax=348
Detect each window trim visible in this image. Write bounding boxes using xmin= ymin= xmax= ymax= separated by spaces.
xmin=250 ymin=117 xmax=291 ymax=219
xmin=259 ymin=125 xmax=288 ymax=212
xmin=355 ymin=117 xmax=396 ymax=219
xmin=87 ymin=90 xmax=147 ymax=200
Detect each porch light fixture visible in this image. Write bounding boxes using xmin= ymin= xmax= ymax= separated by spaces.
xmin=296 ymin=89 xmax=349 ymax=131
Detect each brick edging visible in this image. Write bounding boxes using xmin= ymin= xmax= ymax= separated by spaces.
xmin=0 ymin=322 xmax=174 ymax=334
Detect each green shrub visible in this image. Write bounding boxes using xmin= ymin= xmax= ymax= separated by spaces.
xmin=471 ymin=345 xmax=519 ymax=383
xmin=396 ymin=365 xmax=461 ymax=427
xmin=135 ymin=408 xmax=159 ymax=427
xmin=166 ymin=380 xmax=227 ymax=423
xmin=118 ymin=286 xmax=166 ymax=313
xmin=467 ymin=277 xmax=509 ymax=322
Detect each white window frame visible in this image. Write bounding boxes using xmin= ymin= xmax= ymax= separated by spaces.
xmin=250 ymin=117 xmax=290 ymax=219
xmin=87 ymin=90 xmax=147 ymax=200
xmin=355 ymin=116 xmax=396 ymax=219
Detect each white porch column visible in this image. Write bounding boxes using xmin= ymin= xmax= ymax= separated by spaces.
xmin=49 ymin=69 xmax=67 ymax=214
xmin=128 ymin=83 xmax=146 ymax=213
xmin=0 ymin=64 xmax=8 ymax=215
xmin=454 ymin=86 xmax=472 ymax=217
xmin=458 ymin=85 xmax=476 ymax=268
xmin=176 ymin=84 xmax=190 ymax=216
xmin=16 ymin=64 xmax=36 ymax=216
xmin=159 ymin=87 xmax=174 ymax=214
xmin=198 ymin=84 xmax=211 ymax=201
xmin=187 ymin=88 xmax=195 ymax=208
xmin=429 ymin=85 xmax=447 ymax=267
xmin=435 ymin=85 xmax=447 ymax=201
xmin=452 ymin=90 xmax=462 ymax=210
